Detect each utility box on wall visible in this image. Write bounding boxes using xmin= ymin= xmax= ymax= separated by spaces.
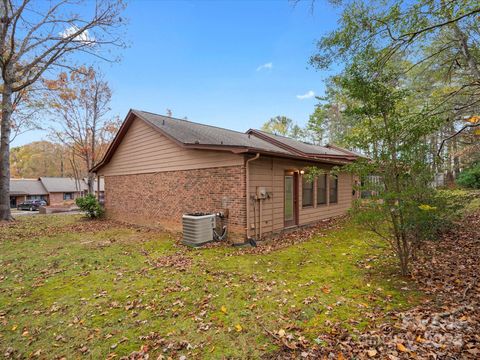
xmin=256 ymin=186 xmax=268 ymax=199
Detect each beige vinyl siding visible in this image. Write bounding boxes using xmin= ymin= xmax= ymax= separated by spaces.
xmin=248 ymin=157 xmax=354 ymax=236
xmin=99 ymin=116 xmax=244 ymax=176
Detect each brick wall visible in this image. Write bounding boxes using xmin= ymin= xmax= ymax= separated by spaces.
xmin=104 ymin=165 xmax=247 ymax=242
xmin=48 ymin=192 xmax=64 ymax=205
xmin=48 ymin=192 xmax=81 ymax=206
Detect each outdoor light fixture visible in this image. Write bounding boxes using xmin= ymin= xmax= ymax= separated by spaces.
xmin=300 ymin=170 xmax=305 ymax=175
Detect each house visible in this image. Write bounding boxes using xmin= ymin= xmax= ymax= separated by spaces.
xmin=39 ymin=177 xmax=85 ymax=204
xmin=92 ymin=109 xmax=360 ymax=243
xmin=10 ymin=179 xmax=49 ymax=208
xmin=9 ymin=177 xmax=105 ymax=208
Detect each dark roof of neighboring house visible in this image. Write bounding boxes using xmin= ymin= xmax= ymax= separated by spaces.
xmin=10 ymin=179 xmax=48 ymax=196
xmin=39 ymin=177 xmax=85 ymax=193
xmin=92 ymin=109 xmax=361 ymax=172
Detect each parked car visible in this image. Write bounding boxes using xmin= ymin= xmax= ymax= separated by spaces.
xmin=17 ymin=200 xmax=47 ymax=211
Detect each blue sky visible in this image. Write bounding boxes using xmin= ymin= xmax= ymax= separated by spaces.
xmin=13 ymin=0 xmax=342 ymax=146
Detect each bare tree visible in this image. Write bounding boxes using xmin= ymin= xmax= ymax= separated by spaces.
xmin=0 ymin=0 xmax=126 ymax=220
xmin=9 ymin=85 xmax=43 ymax=143
xmin=45 ymin=67 xmax=119 ymax=193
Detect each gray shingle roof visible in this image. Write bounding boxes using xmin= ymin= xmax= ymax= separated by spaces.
xmin=39 ymin=177 xmax=85 ymax=193
xmin=92 ymin=109 xmax=360 ymax=173
xmin=10 ymin=179 xmax=48 ymax=195
xmin=252 ymin=130 xmax=348 ymax=156
xmin=133 ymin=110 xmax=293 ymax=155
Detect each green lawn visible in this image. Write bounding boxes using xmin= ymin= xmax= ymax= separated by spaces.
xmin=0 ymin=215 xmax=419 ymax=359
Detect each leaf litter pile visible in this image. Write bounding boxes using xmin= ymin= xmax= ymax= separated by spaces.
xmin=267 ymin=212 xmax=480 ymax=359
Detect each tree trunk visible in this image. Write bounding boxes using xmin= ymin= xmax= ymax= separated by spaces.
xmin=0 ymin=82 xmax=13 ymax=220
xmin=451 ymin=24 xmax=480 ymax=81
xmin=87 ymin=172 xmax=94 ymax=194
xmin=452 ymin=134 xmax=460 ymax=178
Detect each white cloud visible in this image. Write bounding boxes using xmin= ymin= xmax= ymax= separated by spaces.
xmin=296 ymin=90 xmax=315 ymax=100
xmin=256 ymin=62 xmax=273 ymax=71
xmin=61 ymin=25 xmax=94 ymax=44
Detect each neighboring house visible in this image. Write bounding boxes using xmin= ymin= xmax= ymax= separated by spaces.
xmin=39 ymin=177 xmax=85 ymax=204
xmin=10 ymin=179 xmax=48 ymax=208
xmin=92 ymin=109 xmax=360 ymax=243
xmin=9 ymin=177 xmax=105 ymax=207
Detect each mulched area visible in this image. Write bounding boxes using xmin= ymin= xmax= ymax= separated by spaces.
xmin=266 ymin=212 xmax=480 ymax=359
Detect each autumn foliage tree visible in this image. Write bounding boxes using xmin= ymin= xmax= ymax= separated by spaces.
xmin=309 ymin=0 xmax=480 ymax=177
xmin=0 ymin=0 xmax=126 ymax=220
xmin=10 ymin=141 xmax=83 ymax=178
xmin=44 ymin=67 xmax=119 ymax=193
xmin=303 ymin=0 xmax=480 ymax=274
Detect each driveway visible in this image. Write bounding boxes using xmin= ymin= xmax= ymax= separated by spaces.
xmin=11 ymin=209 xmax=39 ymax=216
xmin=11 ymin=209 xmax=83 ymax=217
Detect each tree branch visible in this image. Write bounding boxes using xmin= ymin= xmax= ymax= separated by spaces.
xmin=437 ymin=122 xmax=480 ymax=157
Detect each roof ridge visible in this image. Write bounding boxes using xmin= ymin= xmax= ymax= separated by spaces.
xmin=132 ymin=109 xmax=252 ymax=138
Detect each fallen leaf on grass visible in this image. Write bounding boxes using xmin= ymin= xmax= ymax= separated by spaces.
xmin=33 ymin=349 xmax=42 ymax=357
xmin=415 ymin=335 xmax=426 ymax=343
xmin=235 ymin=324 xmax=242 ymax=332
xmin=396 ymin=343 xmax=408 ymax=352
xmin=367 ymin=349 xmax=377 ymax=357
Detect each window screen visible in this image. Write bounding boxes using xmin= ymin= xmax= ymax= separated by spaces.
xmin=329 ymin=175 xmax=338 ymax=204
xmin=302 ymin=177 xmax=313 ymax=207
xmin=317 ymin=174 xmax=327 ymax=205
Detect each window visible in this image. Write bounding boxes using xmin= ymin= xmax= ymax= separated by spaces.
xmin=316 ymin=174 xmax=327 ymax=205
xmin=302 ymin=177 xmax=313 ymax=207
xmin=98 ymin=191 xmax=105 ymax=205
xmin=329 ymin=175 xmax=338 ymax=204
xmin=27 ymin=195 xmax=45 ymax=201
xmin=63 ymin=192 xmax=74 ymax=200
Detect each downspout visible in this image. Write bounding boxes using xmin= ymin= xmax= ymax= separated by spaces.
xmin=259 ymin=198 xmax=262 ymax=239
xmin=245 ymin=153 xmax=260 ymax=239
